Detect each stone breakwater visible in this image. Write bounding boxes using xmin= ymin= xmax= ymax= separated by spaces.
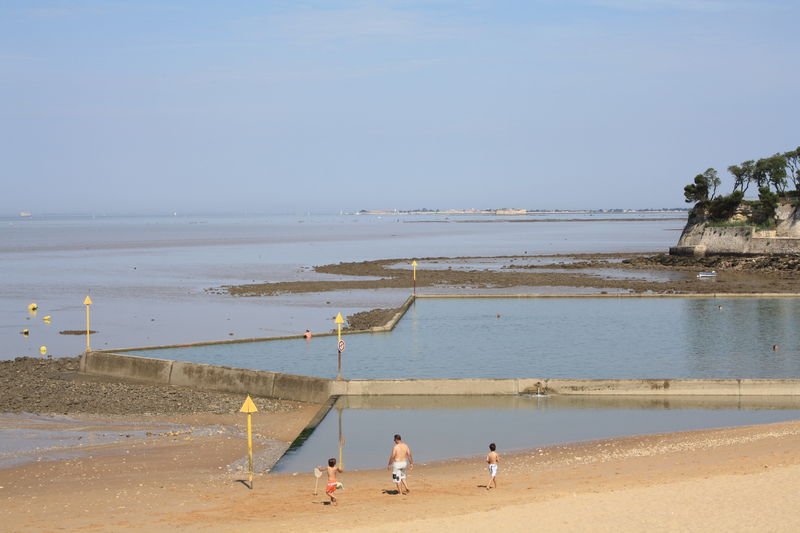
xmin=79 ymin=351 xmax=800 ymax=404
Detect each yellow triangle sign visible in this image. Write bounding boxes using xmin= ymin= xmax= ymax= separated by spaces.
xmin=335 ymin=313 xmax=344 ymax=324
xmin=84 ymin=296 xmax=93 ymax=305
xmin=412 ymin=260 xmax=417 ymax=267
xmin=240 ymin=395 xmax=258 ymax=413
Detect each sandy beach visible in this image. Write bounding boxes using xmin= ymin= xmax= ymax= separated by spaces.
xmin=3 ymin=408 xmax=800 ymax=532
xmin=2 ymin=357 xmax=800 ymax=532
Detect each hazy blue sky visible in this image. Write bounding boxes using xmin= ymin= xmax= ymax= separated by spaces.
xmin=1 ymin=0 xmax=798 ymax=215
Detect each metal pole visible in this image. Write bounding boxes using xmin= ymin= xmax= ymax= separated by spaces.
xmin=337 ymin=349 xmax=342 ymax=380
xmin=338 ymin=406 xmax=343 ymax=466
xmin=412 ymin=260 xmax=417 ymax=296
xmin=247 ymin=412 xmax=254 ymax=489
xmin=84 ymin=298 xmax=92 ymax=352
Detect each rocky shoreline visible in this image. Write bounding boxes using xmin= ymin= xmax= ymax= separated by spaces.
xmin=222 ymin=252 xmax=800 ymax=303
xmin=0 ymin=356 xmax=300 ymax=416
xmin=622 ymin=253 xmax=800 ymax=272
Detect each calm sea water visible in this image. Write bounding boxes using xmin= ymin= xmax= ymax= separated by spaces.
xmin=129 ymin=297 xmax=800 ymax=379
xmin=272 ymin=395 xmax=800 ymax=472
xmin=1 ymin=213 xmax=683 ymax=359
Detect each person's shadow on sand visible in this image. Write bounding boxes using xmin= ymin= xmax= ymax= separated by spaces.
xmin=381 ymin=489 xmax=402 ymax=495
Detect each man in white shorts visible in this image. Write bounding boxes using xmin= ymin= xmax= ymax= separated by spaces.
xmin=388 ymin=434 xmax=413 ymax=495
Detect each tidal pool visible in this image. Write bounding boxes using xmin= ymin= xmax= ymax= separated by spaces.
xmin=126 ymin=297 xmax=800 ymax=379
xmin=272 ymin=395 xmax=800 ymax=472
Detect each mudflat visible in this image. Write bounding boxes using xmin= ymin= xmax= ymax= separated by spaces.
xmin=223 ymin=253 xmax=800 ymax=299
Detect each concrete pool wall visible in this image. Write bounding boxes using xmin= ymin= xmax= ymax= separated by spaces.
xmin=80 ymin=292 xmax=800 ymax=403
xmin=79 ymin=350 xmax=800 ymax=403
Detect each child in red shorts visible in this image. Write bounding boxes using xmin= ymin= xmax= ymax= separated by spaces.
xmin=319 ymin=457 xmax=343 ymax=505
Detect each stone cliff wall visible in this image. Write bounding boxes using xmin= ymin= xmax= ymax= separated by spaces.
xmin=671 ymin=202 xmax=800 ymax=257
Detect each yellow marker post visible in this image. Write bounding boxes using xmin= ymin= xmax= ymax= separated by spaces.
xmin=240 ymin=395 xmax=258 ymax=489
xmin=84 ymin=296 xmax=93 ymax=352
xmin=411 ymin=260 xmax=417 ymax=295
xmin=335 ymin=313 xmax=344 ymax=380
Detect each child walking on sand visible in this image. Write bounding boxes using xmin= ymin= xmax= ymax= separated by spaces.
xmin=318 ymin=457 xmax=343 ymax=505
xmin=486 ymin=442 xmax=499 ymax=490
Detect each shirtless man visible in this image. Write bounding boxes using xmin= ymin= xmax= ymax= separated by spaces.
xmin=387 ymin=434 xmax=413 ymax=495
xmin=318 ymin=457 xmax=343 ymax=505
xmin=485 ymin=442 xmax=500 ymax=490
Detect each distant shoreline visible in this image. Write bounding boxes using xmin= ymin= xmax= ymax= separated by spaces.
xmin=406 ymin=217 xmax=688 ymax=223
xmin=357 ymin=208 xmax=689 ymax=216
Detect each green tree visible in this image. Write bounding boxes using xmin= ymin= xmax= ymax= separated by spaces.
xmin=752 ymin=158 xmax=770 ymax=190
xmin=728 ymin=160 xmax=755 ymax=193
xmin=706 ymin=190 xmax=744 ymax=221
xmin=753 ymin=155 xmax=788 ymax=194
xmin=703 ymin=168 xmax=721 ymax=199
xmin=784 ymin=147 xmax=800 ymax=191
xmin=757 ymin=185 xmax=780 ymax=222
xmin=683 ymin=172 xmax=710 ymax=204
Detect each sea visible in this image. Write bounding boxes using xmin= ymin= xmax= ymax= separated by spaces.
xmin=1 ymin=212 xmax=685 ymax=359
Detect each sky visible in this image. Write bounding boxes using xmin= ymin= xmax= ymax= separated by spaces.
xmin=1 ymin=0 xmax=798 ymax=215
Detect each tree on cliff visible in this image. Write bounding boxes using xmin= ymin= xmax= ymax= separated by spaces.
xmin=706 ymin=190 xmax=744 ymax=221
xmin=683 ymin=168 xmax=719 ymax=204
xmin=784 ymin=147 xmax=800 ymax=191
xmin=686 ymin=146 xmax=796 ymax=226
xmin=752 ymin=154 xmax=788 ymax=194
xmin=728 ymin=160 xmax=755 ymax=193
xmin=758 ymin=186 xmax=780 ymax=222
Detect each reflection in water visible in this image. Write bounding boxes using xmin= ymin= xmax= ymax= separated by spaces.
xmin=272 ymin=395 xmax=800 ymax=473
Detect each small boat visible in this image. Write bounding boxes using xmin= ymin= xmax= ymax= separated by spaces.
xmin=697 ymin=271 xmax=717 ymax=278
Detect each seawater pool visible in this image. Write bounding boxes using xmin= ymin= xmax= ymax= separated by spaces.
xmin=272 ymin=395 xmax=800 ymax=472
xmin=126 ymin=297 xmax=800 ymax=379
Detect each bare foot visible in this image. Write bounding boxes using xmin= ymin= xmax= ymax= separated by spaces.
xmin=331 ymin=497 xmax=337 ymax=506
